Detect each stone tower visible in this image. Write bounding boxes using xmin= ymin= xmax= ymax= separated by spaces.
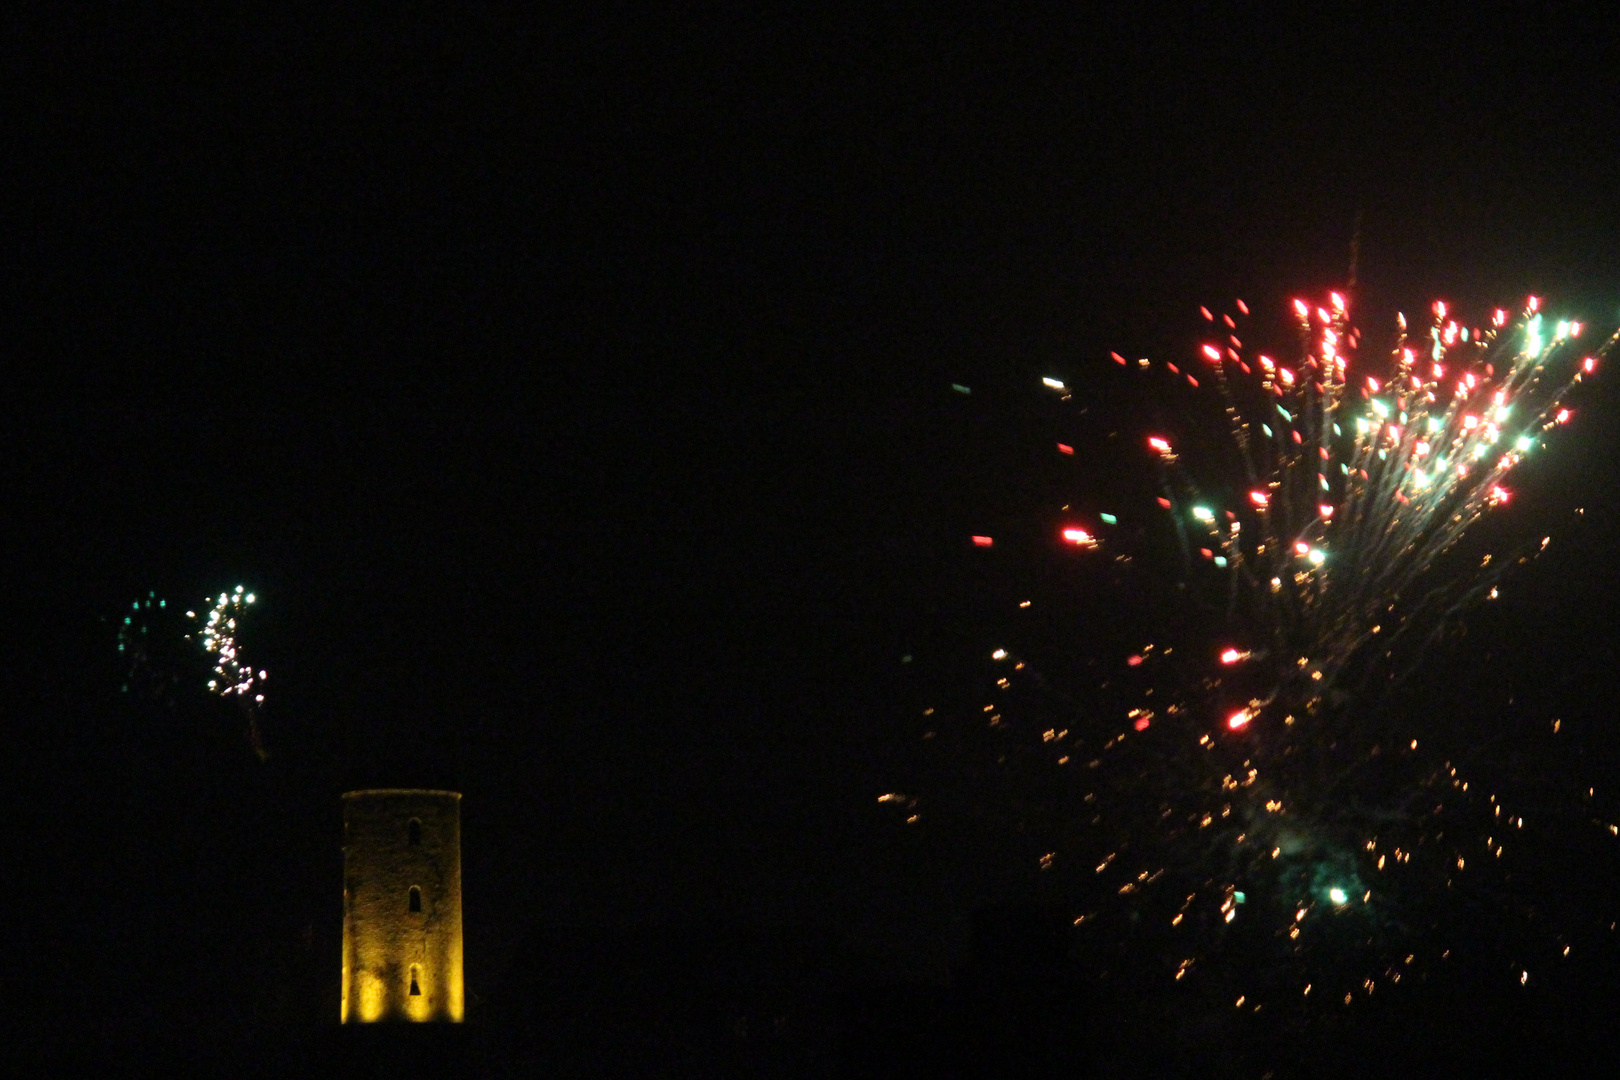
xmin=341 ymin=789 xmax=465 ymax=1022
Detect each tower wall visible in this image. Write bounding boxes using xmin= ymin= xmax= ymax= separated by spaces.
xmin=341 ymin=789 xmax=464 ymax=1022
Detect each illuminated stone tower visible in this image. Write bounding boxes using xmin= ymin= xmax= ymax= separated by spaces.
xmin=341 ymin=789 xmax=465 ymax=1022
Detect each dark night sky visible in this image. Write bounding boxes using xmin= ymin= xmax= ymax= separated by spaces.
xmin=7 ymin=2 xmax=1620 ymax=1055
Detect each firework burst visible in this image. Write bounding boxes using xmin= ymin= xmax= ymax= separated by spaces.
xmin=1159 ymin=293 xmax=1609 ymax=709
xmin=120 ymin=585 xmax=269 ymax=760
xmin=196 ymin=585 xmax=269 ymax=760
xmin=901 ymin=290 xmax=1620 ymax=1036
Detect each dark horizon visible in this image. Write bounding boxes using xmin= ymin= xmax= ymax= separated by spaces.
xmin=10 ymin=6 xmax=1620 ymax=1077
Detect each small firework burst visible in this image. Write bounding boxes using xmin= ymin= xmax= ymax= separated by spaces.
xmin=198 ymin=585 xmax=269 ymax=759
xmin=120 ymin=584 xmax=269 ymax=760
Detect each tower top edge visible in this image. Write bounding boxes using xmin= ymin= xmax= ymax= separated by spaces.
xmin=342 ymin=788 xmax=463 ymax=800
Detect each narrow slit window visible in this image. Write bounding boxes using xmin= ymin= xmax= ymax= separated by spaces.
xmin=409 ymin=965 xmax=421 ymax=996
xmin=407 ymin=818 xmax=422 ymax=845
xmin=409 ymin=885 xmax=422 ymax=912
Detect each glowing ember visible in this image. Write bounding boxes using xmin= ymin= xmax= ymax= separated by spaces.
xmin=1062 ymin=527 xmax=1097 ymax=547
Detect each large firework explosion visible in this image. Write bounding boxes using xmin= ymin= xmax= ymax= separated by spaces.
xmin=892 ymin=290 xmax=1620 ymax=1042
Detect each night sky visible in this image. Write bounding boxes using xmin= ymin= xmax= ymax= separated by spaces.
xmin=9 ymin=5 xmax=1620 ymax=1072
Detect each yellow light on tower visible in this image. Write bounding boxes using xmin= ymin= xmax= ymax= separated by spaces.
xmin=341 ymin=789 xmax=464 ymax=1023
